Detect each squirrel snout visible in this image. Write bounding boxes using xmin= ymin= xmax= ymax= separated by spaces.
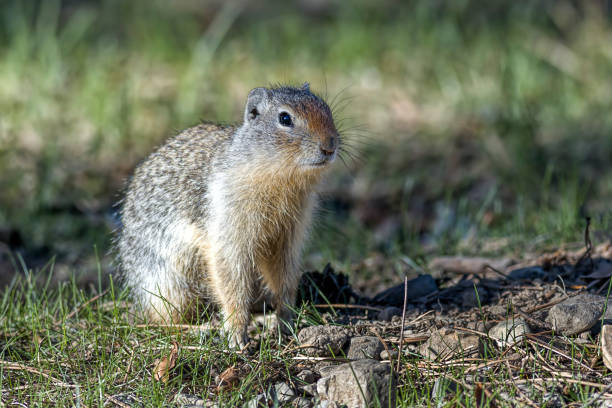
xmin=319 ymin=135 xmax=338 ymax=157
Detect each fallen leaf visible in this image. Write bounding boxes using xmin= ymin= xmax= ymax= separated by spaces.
xmin=153 ymin=341 xmax=179 ymax=383
xmin=215 ymin=365 xmax=241 ymax=391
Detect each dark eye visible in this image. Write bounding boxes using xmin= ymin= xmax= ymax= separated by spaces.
xmin=278 ymin=111 xmax=293 ymax=127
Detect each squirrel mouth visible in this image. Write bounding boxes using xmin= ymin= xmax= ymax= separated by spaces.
xmin=306 ymin=158 xmax=331 ymax=168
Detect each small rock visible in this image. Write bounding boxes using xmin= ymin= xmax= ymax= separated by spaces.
xmin=297 ymin=325 xmax=350 ymax=357
xmin=316 ymin=359 xmax=396 ymax=407
xmin=380 ymin=349 xmax=398 ymax=360
xmin=372 ymin=275 xmax=437 ymax=306
xmin=245 ymin=393 xmax=266 ymax=408
xmin=489 ymin=318 xmax=530 ymax=347
xmin=296 ymin=369 xmax=317 ymax=384
xmin=346 ymin=336 xmax=384 ymax=360
xmin=173 ymin=393 xmax=205 ymax=406
xmin=292 ymin=397 xmax=313 ymax=408
xmin=420 ymin=329 xmax=481 ymax=360
xmin=546 ymin=293 xmax=605 ymax=335
xmin=377 ymin=306 xmax=403 ymax=321
xmin=274 ymin=382 xmax=295 ymax=403
xmin=602 ymin=325 xmax=612 ymax=371
xmin=300 ymin=383 xmax=318 ymax=397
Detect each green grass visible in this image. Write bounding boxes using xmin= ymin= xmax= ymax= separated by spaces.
xmin=2 ymin=266 xmax=609 ymax=407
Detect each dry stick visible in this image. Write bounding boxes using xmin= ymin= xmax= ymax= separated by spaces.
xmin=583 ymin=381 xmax=612 ymax=407
xmin=515 ymin=308 xmax=552 ymax=330
xmin=370 ymin=328 xmax=391 ymax=361
xmin=527 ymin=337 xmax=597 ymax=374
xmin=504 ymin=360 xmax=540 ymax=408
xmin=104 ymin=393 xmax=131 ymax=408
xmin=0 ymin=361 xmax=76 ymax=388
xmin=62 ymin=289 xmax=109 ymax=323
xmin=396 ymin=276 xmax=408 ymax=372
xmin=312 ymin=304 xmax=383 ymax=312
xmin=524 ymin=295 xmax=570 ymax=313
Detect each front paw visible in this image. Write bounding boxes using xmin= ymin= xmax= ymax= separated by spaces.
xmin=221 ymin=321 xmax=248 ymax=350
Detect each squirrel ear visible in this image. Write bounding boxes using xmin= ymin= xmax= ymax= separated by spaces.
xmin=301 ymin=82 xmax=310 ymax=92
xmin=245 ymin=87 xmax=269 ymax=123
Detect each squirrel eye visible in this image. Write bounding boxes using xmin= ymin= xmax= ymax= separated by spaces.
xmin=278 ymin=112 xmax=293 ymax=127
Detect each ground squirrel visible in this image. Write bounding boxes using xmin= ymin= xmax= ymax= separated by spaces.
xmin=117 ymin=83 xmax=339 ymax=347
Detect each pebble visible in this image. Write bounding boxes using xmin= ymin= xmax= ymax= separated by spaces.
xmin=173 ymin=393 xmax=205 ymax=407
xmin=296 ymin=369 xmax=317 ymax=384
xmin=346 ymin=336 xmax=384 ymax=360
xmin=488 ymin=318 xmax=530 ymax=347
xmin=292 ymin=397 xmax=313 ymax=408
xmin=316 ymin=359 xmax=396 ymax=407
xmin=546 ymin=293 xmax=605 ymax=335
xmin=297 ymin=325 xmax=350 ymax=357
xmin=420 ymin=328 xmax=481 ymax=359
xmin=274 ymin=382 xmax=295 ymax=403
xmin=380 ymin=349 xmax=398 ymax=360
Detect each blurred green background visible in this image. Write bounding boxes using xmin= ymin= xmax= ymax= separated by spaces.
xmin=1 ymin=0 xmax=612 ymax=290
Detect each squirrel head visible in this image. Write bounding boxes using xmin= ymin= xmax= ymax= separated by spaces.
xmin=239 ymin=83 xmax=339 ymax=173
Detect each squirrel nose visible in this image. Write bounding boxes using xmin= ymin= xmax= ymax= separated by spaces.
xmin=320 ymin=135 xmax=337 ymax=157
xmin=320 ymin=145 xmax=335 ymax=157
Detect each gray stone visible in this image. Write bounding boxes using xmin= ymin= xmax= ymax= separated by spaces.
xmin=420 ymin=328 xmax=481 ymax=360
xmin=298 ymin=325 xmax=350 ymax=357
xmin=346 ymin=336 xmax=384 ymax=360
xmin=489 ymin=318 xmax=530 ymax=347
xmin=296 ymin=369 xmax=317 ymax=384
xmin=316 ymin=359 xmax=396 ymax=407
xmin=245 ymin=393 xmax=266 ymax=408
xmin=372 ymin=275 xmax=437 ymax=306
xmin=292 ymin=397 xmax=313 ymax=408
xmin=300 ymin=383 xmax=318 ymax=397
xmin=173 ymin=393 xmax=205 ymax=406
xmin=377 ymin=306 xmax=403 ymax=321
xmin=546 ymin=293 xmax=605 ymax=335
xmin=273 ymin=382 xmax=296 ymax=403
xmin=380 ymin=349 xmax=398 ymax=360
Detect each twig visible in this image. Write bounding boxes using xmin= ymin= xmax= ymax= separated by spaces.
xmin=527 ymin=337 xmax=596 ymax=373
xmin=397 ymin=276 xmax=408 ymax=372
xmin=516 ymin=308 xmax=552 ymax=330
xmin=575 ymin=217 xmax=593 ymax=269
xmin=524 ymin=296 xmax=570 ymax=313
xmin=505 ymin=360 xmax=540 ymax=408
xmin=105 ymin=393 xmax=131 ymax=408
xmin=312 ymin=304 xmax=383 ymax=312
xmin=64 ymin=289 xmax=109 ymax=321
xmin=0 ymin=360 xmax=76 ymax=388
xmin=292 ymin=356 xmax=351 ymax=362
xmin=369 ymin=328 xmax=391 ymax=361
